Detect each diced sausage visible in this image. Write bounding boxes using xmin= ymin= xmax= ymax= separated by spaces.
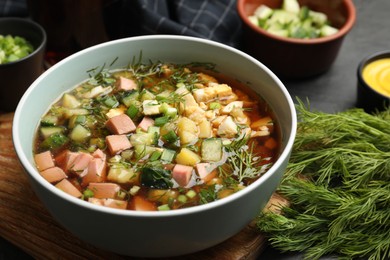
xmin=81 ymin=158 xmax=107 ymax=186
xmin=106 ymin=135 xmax=132 ymax=155
xmin=55 ymin=179 xmax=82 ymax=198
xmin=88 ymin=198 xmax=128 ymax=210
xmin=34 ymin=151 xmax=55 ymax=171
xmin=63 ymin=151 xmax=79 ymax=172
xmin=40 ymin=166 xmax=67 ymax=183
xmin=172 ymin=164 xmax=193 ymax=187
xmin=138 ymin=117 xmax=154 ymax=132
xmin=70 ymin=152 xmax=93 ymax=176
xmin=195 ymin=163 xmax=217 ymax=183
xmin=92 ymin=148 xmax=106 ymax=159
xmin=103 ymin=198 xmax=128 ymax=210
xmin=105 ymin=114 xmax=136 ymax=134
xmin=116 ymin=77 xmax=137 ymax=91
xmin=88 ymin=182 xmax=120 ymax=199
xmin=130 ymin=196 xmax=156 ymax=211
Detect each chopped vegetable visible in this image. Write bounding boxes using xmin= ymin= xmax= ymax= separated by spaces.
xmin=34 ymin=59 xmax=279 ymax=211
xmin=140 ymin=167 xmax=173 ymax=189
xmin=0 ymin=34 xmax=34 ymax=64
xmin=248 ymin=0 xmax=339 ymax=39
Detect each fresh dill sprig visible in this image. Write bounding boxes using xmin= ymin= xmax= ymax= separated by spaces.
xmin=87 ymin=58 xmax=118 ymax=86
xmin=257 ymin=100 xmax=390 ymax=260
xmin=224 ymin=134 xmax=271 ymax=183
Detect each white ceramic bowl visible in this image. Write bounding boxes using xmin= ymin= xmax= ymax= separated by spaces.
xmin=13 ymin=35 xmax=296 ymax=258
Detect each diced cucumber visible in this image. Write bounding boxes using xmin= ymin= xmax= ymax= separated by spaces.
xmin=309 ymin=10 xmax=328 ymax=26
xmin=142 ymin=100 xmax=161 ymax=116
xmin=161 ymin=149 xmax=176 ymax=162
xmin=40 ymin=115 xmax=58 ymax=126
xmin=248 ymin=16 xmax=259 ymax=26
xmin=69 ymin=124 xmax=91 ymax=142
xmin=270 ymin=10 xmax=299 ymax=24
xmin=134 ymin=145 xmax=161 ymax=159
xmin=160 ymin=103 xmax=178 ymax=118
xmin=40 ymin=133 xmax=68 ymax=150
xmin=254 ymin=5 xmax=273 ymax=19
xmin=68 ymin=115 xmax=87 ymax=129
xmin=140 ymin=90 xmax=156 ymax=101
xmin=250 ymin=1 xmax=337 ymax=39
xmin=148 ymin=126 xmax=160 ymax=136
xmin=283 ymin=0 xmax=300 ymax=14
xmin=320 ymin=24 xmax=339 ymax=37
xmin=64 ymin=108 xmax=89 ymax=119
xmin=130 ymin=132 xmax=157 ymax=146
xmin=201 ymin=138 xmax=222 ymax=162
xmin=40 ymin=126 xmax=65 ymax=139
xmin=121 ymin=91 xmax=139 ymax=107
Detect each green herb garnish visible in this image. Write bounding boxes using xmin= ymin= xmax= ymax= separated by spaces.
xmin=257 ymin=100 xmax=390 ymax=260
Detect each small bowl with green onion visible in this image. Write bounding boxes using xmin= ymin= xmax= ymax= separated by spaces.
xmin=0 ymin=17 xmax=46 ymax=112
xmin=237 ymin=0 xmax=356 ymax=78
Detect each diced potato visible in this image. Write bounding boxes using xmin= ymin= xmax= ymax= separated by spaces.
xmin=180 ymin=131 xmax=198 ymax=145
xmin=185 ymin=106 xmax=206 ymax=123
xmin=107 ymin=167 xmax=138 ymax=184
xmin=62 ymin=93 xmax=80 ymax=108
xmin=177 ymin=117 xmax=198 ymax=135
xmin=217 ymin=116 xmax=238 ymax=138
xmin=176 ymin=148 xmax=201 ymax=166
xmin=221 ymin=101 xmax=243 ymax=114
xmin=63 ymin=108 xmax=89 ymax=119
xmin=106 ymin=107 xmax=126 ymax=118
xmin=198 ymin=120 xmax=212 ymax=138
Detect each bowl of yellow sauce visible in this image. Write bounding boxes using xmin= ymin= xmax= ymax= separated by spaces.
xmin=357 ymin=51 xmax=390 ymax=112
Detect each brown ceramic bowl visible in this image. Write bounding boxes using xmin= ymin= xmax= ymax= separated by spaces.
xmin=237 ymin=0 xmax=356 ymax=78
xmin=0 ymin=17 xmax=46 ymax=112
xmin=357 ymin=50 xmax=390 ymax=113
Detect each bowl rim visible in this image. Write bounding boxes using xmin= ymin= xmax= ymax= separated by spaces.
xmin=0 ymin=17 xmax=47 ymax=67
xmin=237 ymin=0 xmax=356 ymax=45
xmin=13 ymin=34 xmax=297 ymax=218
xmin=357 ymin=50 xmax=390 ymax=99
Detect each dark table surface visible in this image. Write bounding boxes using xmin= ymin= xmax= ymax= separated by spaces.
xmin=1 ymin=0 xmax=389 ymax=259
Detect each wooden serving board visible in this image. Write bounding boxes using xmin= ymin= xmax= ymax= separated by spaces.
xmin=0 ymin=113 xmax=288 ymax=260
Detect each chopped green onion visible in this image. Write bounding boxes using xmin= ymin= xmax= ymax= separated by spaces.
xmin=186 ymin=189 xmax=197 ymax=199
xmin=177 ymin=194 xmax=188 ymax=203
xmin=157 ymin=204 xmax=171 ymax=211
xmin=149 ymin=150 xmax=162 ymax=161
xmin=102 ymin=96 xmax=119 ymax=108
xmin=83 ymin=189 xmax=94 ymax=199
xmin=209 ymin=102 xmax=221 ymax=110
xmin=154 ymin=116 xmax=169 ymax=126
xmin=126 ymin=104 xmax=139 ymax=119
xmin=162 ymin=130 xmax=178 ymax=143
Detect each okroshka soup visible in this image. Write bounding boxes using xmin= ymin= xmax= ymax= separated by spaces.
xmin=33 ymin=59 xmax=280 ymax=211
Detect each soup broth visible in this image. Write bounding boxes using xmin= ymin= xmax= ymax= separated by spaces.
xmin=33 ymin=60 xmax=280 ymax=211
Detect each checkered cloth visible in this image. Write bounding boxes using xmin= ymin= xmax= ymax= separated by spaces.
xmin=119 ymin=0 xmax=243 ymax=48
xmin=0 ymin=0 xmax=243 ymax=48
